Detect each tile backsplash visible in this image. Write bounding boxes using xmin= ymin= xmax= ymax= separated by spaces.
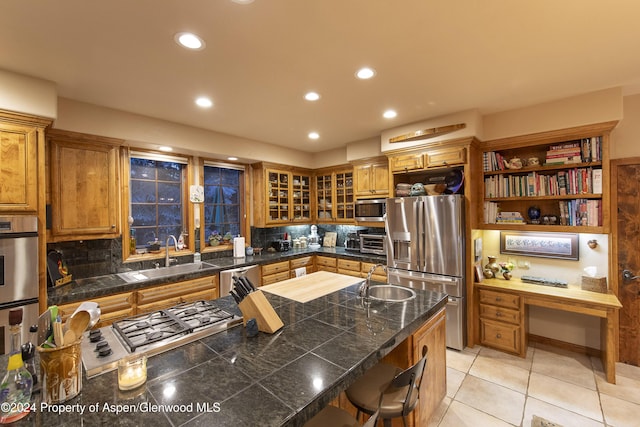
xmin=47 ymin=224 xmax=384 ymax=282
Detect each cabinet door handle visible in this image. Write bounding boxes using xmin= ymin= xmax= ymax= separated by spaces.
xmin=495 ymin=297 xmax=502 ymax=302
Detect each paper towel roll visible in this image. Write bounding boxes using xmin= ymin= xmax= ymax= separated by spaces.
xmin=233 ymin=237 xmax=245 ymax=258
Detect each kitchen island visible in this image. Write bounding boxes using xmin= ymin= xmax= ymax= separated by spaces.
xmin=4 ymin=279 xmax=446 ymax=426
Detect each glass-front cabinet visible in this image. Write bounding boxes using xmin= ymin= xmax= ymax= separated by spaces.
xmin=316 ymin=167 xmax=354 ymax=223
xmin=252 ymin=163 xmax=312 ymax=226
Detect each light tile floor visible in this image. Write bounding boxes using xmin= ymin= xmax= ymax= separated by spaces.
xmin=429 ymin=344 xmax=640 ymax=427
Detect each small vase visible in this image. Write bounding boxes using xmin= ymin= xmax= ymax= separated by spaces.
xmin=503 ymin=271 xmax=512 ymax=280
xmin=485 ymin=256 xmax=500 ymax=278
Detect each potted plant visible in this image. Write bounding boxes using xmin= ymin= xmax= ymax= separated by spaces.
xmin=222 ymin=232 xmax=233 ymax=244
xmin=499 ymin=261 xmax=515 ymax=280
xmin=208 ymin=231 xmax=222 ymax=247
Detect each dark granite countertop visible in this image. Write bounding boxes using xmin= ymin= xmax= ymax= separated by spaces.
xmin=47 ymin=248 xmax=385 ymax=306
xmin=5 ymin=280 xmax=447 ymax=427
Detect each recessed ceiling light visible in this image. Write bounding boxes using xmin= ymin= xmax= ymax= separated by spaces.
xmin=175 ymin=32 xmax=205 ymax=50
xmin=304 ymin=92 xmax=320 ymax=101
xmin=159 ymin=146 xmax=173 ymax=152
xmin=383 ymin=109 xmax=397 ymax=119
xmin=195 ymin=97 xmax=213 ymax=108
xmin=308 ymin=132 xmax=320 ymax=140
xmin=356 ymin=67 xmax=376 ymax=80
xmin=228 ymin=156 xmax=238 ymax=161
xmin=231 ymin=0 xmax=254 ymax=4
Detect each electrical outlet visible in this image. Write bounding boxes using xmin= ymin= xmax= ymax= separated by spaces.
xmin=517 ymin=260 xmax=530 ymax=269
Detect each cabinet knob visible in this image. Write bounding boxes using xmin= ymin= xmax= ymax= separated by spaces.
xmin=495 ymin=297 xmax=502 ymax=302
xmin=111 ymin=224 xmax=116 ymax=229
xmin=496 ymin=333 xmax=502 ymax=339
xmin=496 ymin=311 xmax=502 ymax=317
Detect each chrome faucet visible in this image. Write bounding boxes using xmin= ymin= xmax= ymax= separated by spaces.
xmin=166 ymin=235 xmax=178 ymax=267
xmin=359 ymin=263 xmax=388 ymax=299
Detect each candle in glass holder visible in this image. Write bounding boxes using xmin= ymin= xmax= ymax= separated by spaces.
xmin=117 ymin=356 xmax=147 ymax=391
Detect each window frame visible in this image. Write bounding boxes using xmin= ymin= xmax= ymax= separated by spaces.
xmin=197 ymin=159 xmax=250 ymax=254
xmin=122 ymin=148 xmax=195 ymax=263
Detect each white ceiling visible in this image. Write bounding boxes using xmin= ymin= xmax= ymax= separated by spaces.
xmin=2 ymin=0 xmax=640 ymax=153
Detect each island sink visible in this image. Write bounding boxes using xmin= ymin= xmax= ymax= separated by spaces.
xmin=368 ymin=285 xmax=416 ymax=302
xmin=117 ymin=262 xmax=219 ymax=283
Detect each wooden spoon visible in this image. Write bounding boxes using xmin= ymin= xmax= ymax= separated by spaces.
xmin=67 ymin=310 xmax=91 ymax=338
xmin=63 ymin=329 xmax=77 ymax=345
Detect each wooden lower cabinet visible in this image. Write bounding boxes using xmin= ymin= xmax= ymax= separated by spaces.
xmin=57 ymin=292 xmax=135 ymax=329
xmin=58 ymin=276 xmax=218 ymax=328
xmin=289 ymin=256 xmax=315 ymax=278
xmin=332 ymin=307 xmax=446 ymax=426
xmin=261 ymin=260 xmax=291 ymax=285
xmin=360 ymin=262 xmax=388 ymax=282
xmin=137 ymin=276 xmax=218 ymax=314
xmin=316 ymin=256 xmax=337 ymax=272
xmin=337 ymin=258 xmax=360 ymax=277
xmin=478 ymin=288 xmax=526 ymax=356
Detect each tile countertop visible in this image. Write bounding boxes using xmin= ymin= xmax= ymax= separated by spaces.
xmin=48 ymin=247 xmax=386 ymax=306
xmin=5 ymin=282 xmax=448 ymax=427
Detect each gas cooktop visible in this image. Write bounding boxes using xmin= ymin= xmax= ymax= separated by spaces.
xmin=81 ymin=300 xmax=242 ymax=378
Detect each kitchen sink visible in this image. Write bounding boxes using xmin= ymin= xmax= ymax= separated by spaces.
xmin=117 ymin=262 xmax=219 ymax=283
xmin=367 ymin=285 xmax=416 ymax=302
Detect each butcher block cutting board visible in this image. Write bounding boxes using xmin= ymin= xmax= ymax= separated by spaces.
xmin=261 ymin=271 xmax=364 ymax=303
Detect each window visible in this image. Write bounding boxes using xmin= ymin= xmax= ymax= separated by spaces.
xmin=130 ymin=154 xmax=187 ymax=248
xmin=203 ymin=163 xmax=243 ymax=241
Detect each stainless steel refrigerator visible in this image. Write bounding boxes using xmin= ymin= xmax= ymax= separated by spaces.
xmin=385 ymin=195 xmax=466 ymax=350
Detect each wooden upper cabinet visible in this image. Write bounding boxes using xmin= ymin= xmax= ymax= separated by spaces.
xmin=389 ymin=152 xmax=424 ymax=172
xmin=252 ymin=162 xmax=312 ymax=227
xmin=48 ymin=130 xmax=122 ymax=239
xmin=354 ymin=159 xmax=389 ymax=197
xmin=0 ymin=111 xmax=50 ymax=213
xmin=425 ymin=146 xmax=466 ymax=168
xmin=316 ymin=166 xmax=354 ymax=223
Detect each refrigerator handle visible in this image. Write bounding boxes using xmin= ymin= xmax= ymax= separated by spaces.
xmin=416 ymin=199 xmax=424 ymax=271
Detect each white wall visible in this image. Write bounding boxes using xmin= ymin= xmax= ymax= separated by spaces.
xmin=54 ymin=98 xmax=315 ymax=168
xmin=0 ymin=69 xmax=57 ymax=118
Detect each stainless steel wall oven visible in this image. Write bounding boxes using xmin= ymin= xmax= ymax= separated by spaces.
xmin=0 ymin=216 xmax=39 ymax=355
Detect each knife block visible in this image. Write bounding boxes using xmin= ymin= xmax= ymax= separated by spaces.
xmin=237 ymin=290 xmax=284 ymax=334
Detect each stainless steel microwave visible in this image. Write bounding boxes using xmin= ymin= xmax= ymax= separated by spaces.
xmin=355 ymin=199 xmax=386 ymax=222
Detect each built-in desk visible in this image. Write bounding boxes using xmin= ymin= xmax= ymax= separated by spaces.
xmin=475 ymin=278 xmax=622 ymax=384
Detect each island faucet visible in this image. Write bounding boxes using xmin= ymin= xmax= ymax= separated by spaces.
xmin=359 ymin=263 xmax=388 ymax=299
xmin=166 ymin=235 xmax=178 ymax=267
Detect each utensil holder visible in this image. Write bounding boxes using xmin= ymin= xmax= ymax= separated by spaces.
xmin=37 ymin=340 xmax=82 ymax=404
xmin=237 ymin=290 xmax=284 ymax=333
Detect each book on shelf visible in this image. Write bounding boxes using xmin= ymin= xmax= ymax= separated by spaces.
xmin=592 ymin=169 xmax=603 ymax=194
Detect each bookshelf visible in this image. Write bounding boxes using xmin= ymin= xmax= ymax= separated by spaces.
xmin=479 ymin=121 xmax=617 ymax=233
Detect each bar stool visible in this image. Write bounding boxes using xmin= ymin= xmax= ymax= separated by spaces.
xmin=304 ymin=406 xmax=379 ymax=427
xmin=345 ymin=346 xmax=428 ymax=427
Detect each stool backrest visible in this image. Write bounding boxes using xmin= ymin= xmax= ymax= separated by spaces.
xmin=390 ymin=345 xmax=428 ymax=416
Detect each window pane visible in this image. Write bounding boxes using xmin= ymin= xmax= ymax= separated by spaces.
xmin=131 ymin=181 xmax=156 ymax=203
xmin=130 ymin=157 xmax=185 ymax=250
xmin=157 ymin=161 xmax=183 ymax=181
xmin=203 ymin=165 xmax=243 ymax=240
xmin=158 ymin=205 xmax=181 ymax=226
xmin=132 ymin=204 xmax=156 ymax=226
xmin=158 ymin=182 xmax=182 ymax=204
xmin=222 ymin=186 xmax=238 ymax=204
xmin=130 ymin=158 xmax=157 ymax=179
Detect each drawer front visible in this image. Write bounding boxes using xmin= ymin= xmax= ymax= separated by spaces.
xmin=261 ymin=261 xmax=290 ymax=276
xmin=480 ymin=319 xmax=521 ymax=354
xmin=425 ymin=147 xmax=466 ymax=168
xmin=316 ymin=256 xmax=337 ymax=267
xmin=361 ymin=262 xmax=388 ymax=279
xmin=262 ymin=271 xmax=290 ymax=286
xmin=316 ymin=265 xmax=338 ymax=273
xmin=290 ymin=256 xmax=313 ymax=269
xmin=389 ymin=153 xmax=424 ymax=172
xmin=480 ymin=303 xmax=520 ymax=325
xmin=479 ymin=289 xmax=520 ymax=310
xmin=337 ymin=258 xmax=360 ymax=271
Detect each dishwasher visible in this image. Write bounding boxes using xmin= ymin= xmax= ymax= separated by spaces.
xmin=219 ymin=265 xmax=261 ymax=297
